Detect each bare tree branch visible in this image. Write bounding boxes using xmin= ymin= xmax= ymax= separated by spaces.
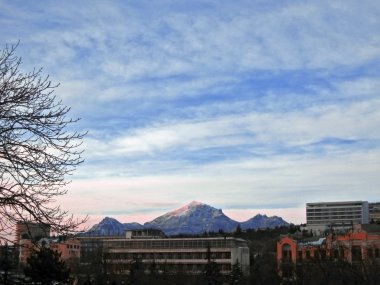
xmin=0 ymin=43 xmax=87 ymax=243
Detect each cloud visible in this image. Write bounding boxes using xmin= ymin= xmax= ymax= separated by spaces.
xmin=65 ymin=144 xmax=379 ymax=224
xmin=1 ymin=0 xmax=380 ymax=225
xmin=81 ymin=92 xmax=380 ymax=163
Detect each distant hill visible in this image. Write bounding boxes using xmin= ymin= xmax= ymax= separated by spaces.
xmin=83 ymin=201 xmax=289 ymax=236
xmin=83 ymin=217 xmax=144 ymax=237
xmin=240 ymin=214 xmax=289 ymax=230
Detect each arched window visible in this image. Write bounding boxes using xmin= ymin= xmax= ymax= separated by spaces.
xmin=282 ymin=243 xmax=292 ymax=261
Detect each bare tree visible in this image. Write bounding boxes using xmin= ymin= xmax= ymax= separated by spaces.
xmin=0 ymin=44 xmax=86 ymax=243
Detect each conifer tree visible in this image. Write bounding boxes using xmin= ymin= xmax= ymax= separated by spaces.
xmin=203 ymin=244 xmax=221 ymax=285
xmin=229 ymin=260 xmax=243 ymax=285
xmin=24 ymin=247 xmax=70 ymax=285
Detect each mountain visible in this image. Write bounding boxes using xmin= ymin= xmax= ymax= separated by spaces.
xmin=144 ymin=201 xmax=238 ymax=236
xmin=240 ymin=214 xmax=289 ymax=230
xmin=83 ymin=217 xmax=144 ymax=236
xmin=83 ymin=202 xmax=290 ymax=236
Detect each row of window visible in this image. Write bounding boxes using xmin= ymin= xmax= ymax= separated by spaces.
xmin=104 ymin=251 xmax=232 ymax=261
xmin=307 ymin=216 xmax=363 ymax=221
xmin=307 ymin=209 xmax=362 ymax=213
xmin=306 ymin=210 xmax=363 ymax=215
xmin=66 ymin=244 xmax=80 ymax=249
xmin=103 ymin=239 xmax=241 ymax=250
xmin=307 ymin=219 xmax=362 ymax=225
xmin=107 ymin=262 xmax=232 ymax=273
xmin=283 ymin=247 xmax=380 ymax=261
xmin=307 ymin=214 xmax=363 ymax=218
xmin=307 ymin=203 xmax=364 ymax=208
xmin=68 ymin=250 xmax=79 ymax=256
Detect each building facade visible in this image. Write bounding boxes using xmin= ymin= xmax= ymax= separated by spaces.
xmin=14 ymin=222 xmax=80 ymax=264
xmin=277 ymin=224 xmax=380 ymax=265
xmin=79 ymin=230 xmax=250 ymax=276
xmin=78 ymin=236 xmax=106 ymax=264
xmin=369 ymin=202 xmax=380 ymax=223
xmin=19 ymin=236 xmax=80 ymax=265
xmin=306 ymin=201 xmax=369 ymax=233
xmin=15 ymin=222 xmax=51 ymax=245
xmin=49 ymin=237 xmax=81 ymax=261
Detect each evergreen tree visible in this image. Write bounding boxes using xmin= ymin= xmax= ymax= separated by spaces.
xmin=203 ymin=244 xmax=221 ymax=285
xmin=234 ymin=224 xmax=242 ymax=237
xmin=0 ymin=244 xmax=13 ymax=285
xmin=24 ymin=247 xmax=70 ymax=285
xmin=229 ymin=260 xmax=243 ymax=285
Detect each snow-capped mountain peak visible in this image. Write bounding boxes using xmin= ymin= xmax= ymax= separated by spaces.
xmin=167 ymin=201 xmax=204 ymax=217
xmin=83 ymin=202 xmax=290 ymax=237
xmin=144 ymin=202 xmax=237 ymax=235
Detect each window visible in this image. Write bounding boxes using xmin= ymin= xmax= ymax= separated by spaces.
xmin=297 ymin=251 xmax=303 ymax=261
xmin=333 ymin=249 xmax=339 ymax=259
xmin=368 ymin=249 xmax=373 ymax=259
xmin=351 ymin=246 xmax=362 ymax=261
xmin=282 ymin=244 xmax=292 ymax=261
xmin=320 ymin=250 xmax=326 ymax=259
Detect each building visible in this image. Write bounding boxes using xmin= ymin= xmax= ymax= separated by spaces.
xmin=78 ymin=236 xmax=107 ymax=265
xmin=369 ymin=202 xmax=380 ymax=223
xmin=19 ymin=236 xmax=81 ymax=265
xmin=49 ymin=237 xmax=81 ymax=261
xmin=277 ymin=224 xmax=380 ymax=265
xmin=79 ymin=230 xmax=250 ymax=276
xmin=14 ymin=221 xmax=80 ymax=264
xmin=306 ymin=201 xmax=369 ymax=234
xmin=15 ymin=222 xmax=50 ymax=245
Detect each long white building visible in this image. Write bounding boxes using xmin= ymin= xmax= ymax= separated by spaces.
xmin=101 ymin=229 xmax=250 ymax=276
xmin=306 ymin=201 xmax=369 ymax=233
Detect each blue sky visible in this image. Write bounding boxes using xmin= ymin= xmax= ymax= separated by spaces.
xmin=1 ymin=0 xmax=379 ymax=225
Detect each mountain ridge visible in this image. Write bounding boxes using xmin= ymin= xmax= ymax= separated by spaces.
xmin=84 ymin=201 xmax=289 ymax=236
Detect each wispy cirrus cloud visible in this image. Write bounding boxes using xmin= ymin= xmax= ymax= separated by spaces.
xmin=1 ymin=0 xmax=380 ymax=225
xmin=83 ymin=94 xmax=380 ymax=160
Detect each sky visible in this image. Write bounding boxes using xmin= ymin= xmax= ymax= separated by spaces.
xmin=1 ymin=0 xmax=379 ymax=227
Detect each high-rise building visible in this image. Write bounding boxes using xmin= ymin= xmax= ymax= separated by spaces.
xmin=306 ymin=201 xmax=369 ymax=233
xmin=369 ymin=202 xmax=380 ymax=223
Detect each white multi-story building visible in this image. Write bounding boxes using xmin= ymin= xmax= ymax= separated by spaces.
xmin=306 ymin=201 xmax=369 ymax=234
xmin=100 ymin=229 xmax=250 ymax=276
xmin=369 ymin=202 xmax=380 ymax=223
